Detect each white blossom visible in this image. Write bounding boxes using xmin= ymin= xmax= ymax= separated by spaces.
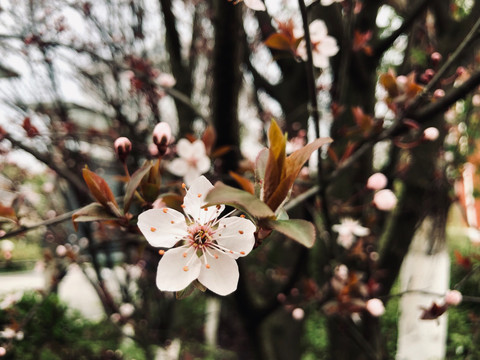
xmin=332 ymin=218 xmax=369 ymax=248
xmin=167 ymin=139 xmax=211 ymax=186
xmin=298 ymin=20 xmax=339 ymax=68
xmin=138 ymin=176 xmax=256 ymax=296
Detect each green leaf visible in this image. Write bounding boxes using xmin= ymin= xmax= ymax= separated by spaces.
xmin=123 ymin=161 xmax=153 ymax=213
xmin=72 ymin=202 xmax=119 ymax=231
xmin=204 ymin=182 xmax=275 ymax=220
xmin=265 ymin=219 xmax=316 ymax=248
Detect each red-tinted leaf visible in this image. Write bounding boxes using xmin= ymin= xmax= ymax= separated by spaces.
xmin=454 ymin=250 xmax=472 ymax=270
xmin=229 ymin=171 xmax=255 ymax=195
xmin=420 ymin=302 xmax=447 ymax=320
xmin=202 ymin=126 xmax=216 ymax=156
xmin=124 ymin=161 xmax=153 ymax=213
xmin=263 ymin=120 xmax=286 ymax=208
xmin=0 ymin=203 xmax=16 ymax=223
xmin=22 ymin=117 xmax=40 ymax=138
xmin=265 ymin=33 xmax=294 ymax=51
xmin=379 ymin=70 xmax=399 ymax=98
xmin=82 ymin=167 xmax=118 ymax=208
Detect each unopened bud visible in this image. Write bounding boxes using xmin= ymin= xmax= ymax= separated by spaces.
xmin=433 ymin=89 xmax=445 ymax=99
xmin=153 ymin=122 xmax=172 ymax=156
xmin=445 ymin=289 xmax=462 ymax=306
xmin=421 ymin=69 xmax=435 ymax=83
xmin=114 ymin=137 xmax=132 ymax=162
xmin=423 ymin=127 xmax=439 ymax=141
xmin=366 ymin=298 xmax=385 ymax=317
xmin=366 ymin=173 xmax=388 ymax=190
xmin=430 ymin=52 xmax=442 ymax=65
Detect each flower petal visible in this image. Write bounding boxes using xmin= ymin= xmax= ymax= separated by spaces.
xmin=243 ymin=0 xmax=266 ymax=11
xmin=190 ymin=139 xmax=207 ymax=156
xmin=138 ymin=209 xmax=188 ymax=248
xmin=214 ymin=216 xmax=256 ymax=258
xmin=183 ymin=176 xmax=225 ymax=224
xmin=167 ymin=158 xmax=189 ymax=177
xmin=156 ymin=246 xmax=201 ymax=292
xmin=176 ymin=138 xmax=194 ymax=159
xmin=196 ymin=155 xmax=211 ymax=174
xmin=198 ymin=249 xmax=239 ymax=296
xmin=309 ymin=20 xmax=328 ymax=39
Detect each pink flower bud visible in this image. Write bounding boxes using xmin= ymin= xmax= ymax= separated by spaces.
xmin=0 ymin=347 xmax=6 ymax=356
xmin=445 ymin=289 xmax=462 ymax=306
xmin=156 ymin=73 xmax=176 ymax=88
xmin=433 ymin=89 xmax=445 ymax=99
xmin=366 ymin=298 xmax=385 ymax=317
xmin=367 ymin=173 xmax=388 ymax=190
xmin=114 ymin=137 xmax=132 ymax=162
xmin=153 ymin=122 xmax=172 ymax=156
xmin=423 ymin=127 xmax=439 ymax=141
xmin=373 ymin=189 xmax=397 ymax=211
xmin=472 ymin=94 xmax=480 ymax=107
xmin=430 ymin=52 xmax=442 ymax=64
xmin=292 ymin=308 xmax=305 ymax=320
xmin=56 ymin=245 xmax=67 ymax=257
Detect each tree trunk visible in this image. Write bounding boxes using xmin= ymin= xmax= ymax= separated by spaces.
xmin=396 ymin=217 xmax=450 ymax=360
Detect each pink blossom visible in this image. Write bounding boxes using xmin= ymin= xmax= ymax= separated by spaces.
xmin=366 ymin=173 xmax=387 ymax=190
xmin=373 ymin=189 xmax=397 ymax=211
xmin=0 ymin=347 xmax=5 ymax=356
xmin=56 ymin=245 xmax=67 ymax=257
xmin=445 ymin=289 xmax=462 ymax=306
xmin=366 ymin=298 xmax=385 ymax=317
xmin=423 ymin=127 xmax=439 ymax=141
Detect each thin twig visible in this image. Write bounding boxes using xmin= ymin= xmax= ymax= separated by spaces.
xmin=298 ymin=0 xmax=332 ymax=231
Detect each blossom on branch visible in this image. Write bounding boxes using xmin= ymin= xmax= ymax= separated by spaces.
xmin=167 ymin=139 xmax=211 ymax=186
xmin=332 ymin=218 xmax=370 ymax=249
xmin=138 ymin=176 xmax=256 ymax=296
xmin=298 ymin=20 xmax=339 ymax=69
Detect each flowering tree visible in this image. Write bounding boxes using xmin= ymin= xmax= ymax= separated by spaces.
xmin=1 ymin=0 xmax=480 ymax=359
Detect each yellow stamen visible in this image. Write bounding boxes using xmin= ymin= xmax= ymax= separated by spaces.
xmin=183 ymin=266 xmax=189 ymax=272
xmin=159 ymin=249 xmax=165 ymax=255
xmin=240 ymin=251 xmax=245 ymax=255
xmin=197 ymin=193 xmax=202 ymax=198
xmin=151 ymin=227 xmax=157 ymax=232
xmin=162 ymin=208 xmax=168 ymax=213
xmin=206 ymin=264 xmax=211 ymax=269
xmin=183 ymin=252 xmax=187 ymax=258
xmin=239 ymin=230 xmax=244 ymax=235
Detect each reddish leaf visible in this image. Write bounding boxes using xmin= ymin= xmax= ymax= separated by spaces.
xmin=454 ymin=250 xmax=472 ymax=270
xmin=420 ymin=302 xmax=447 ymax=320
xmin=82 ymin=167 xmax=118 ymax=209
xmin=124 ymin=161 xmax=153 ymax=213
xmin=0 ymin=203 xmax=16 ymax=223
xmin=22 ymin=117 xmax=40 ymax=138
xmin=265 ymin=33 xmax=294 ymax=52
xmin=202 ymin=126 xmax=217 ymax=156
xmin=229 ymin=171 xmax=255 ymax=195
xmin=379 ymin=70 xmax=399 ymax=99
